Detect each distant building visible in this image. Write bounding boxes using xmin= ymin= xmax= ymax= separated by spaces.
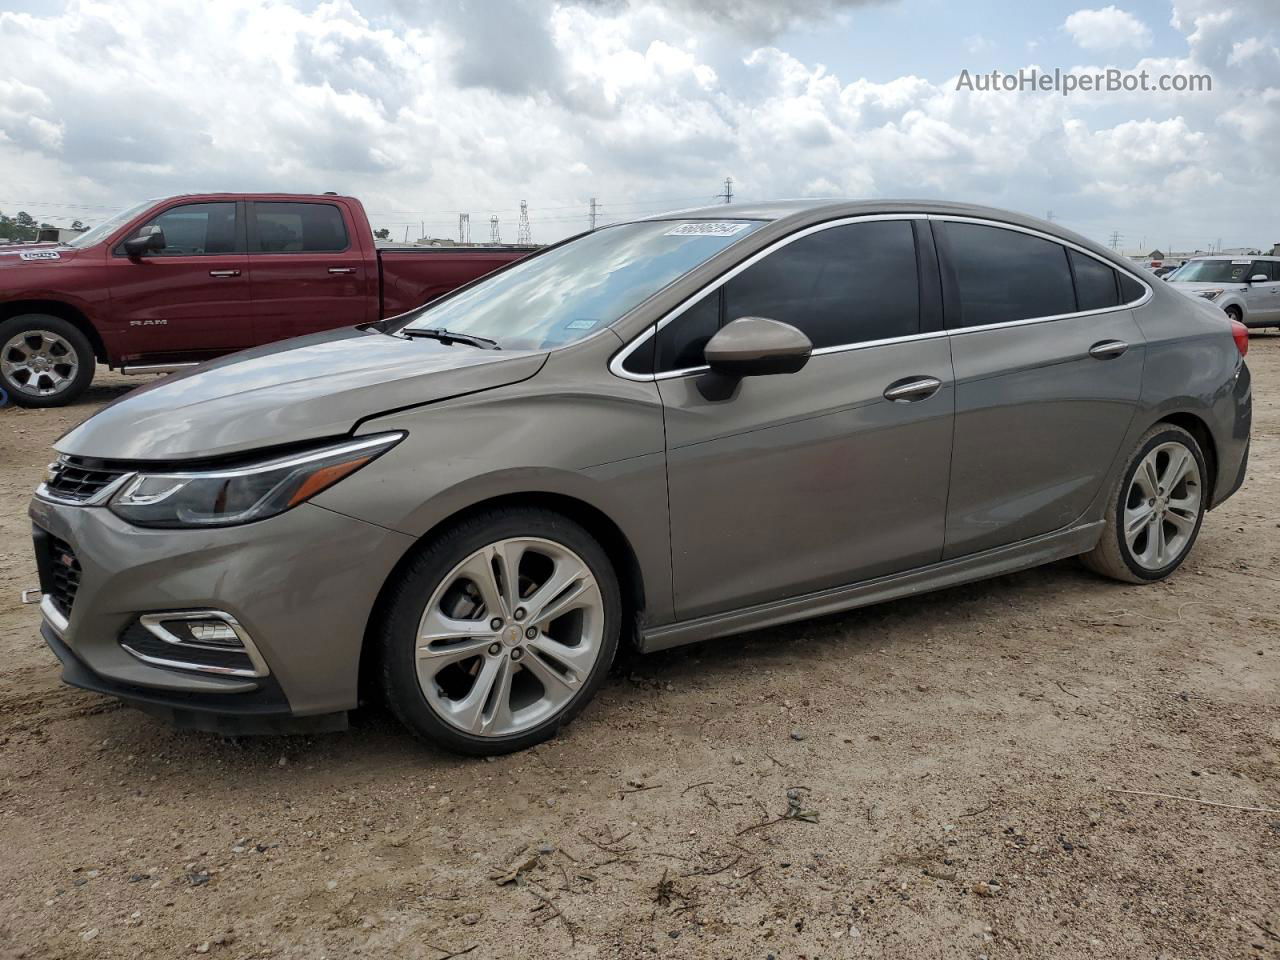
xmin=36 ymin=226 xmax=88 ymax=243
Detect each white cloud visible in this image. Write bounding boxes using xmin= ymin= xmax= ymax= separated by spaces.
xmin=0 ymin=0 xmax=1275 ymax=253
xmin=1063 ymin=6 xmax=1153 ymax=51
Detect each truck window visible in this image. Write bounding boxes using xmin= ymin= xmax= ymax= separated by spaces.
xmin=251 ymin=202 xmax=348 ymax=253
xmin=122 ymin=202 xmax=238 ymax=256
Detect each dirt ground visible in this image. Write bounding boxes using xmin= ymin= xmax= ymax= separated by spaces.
xmin=1 ymin=345 xmax=1278 ymax=960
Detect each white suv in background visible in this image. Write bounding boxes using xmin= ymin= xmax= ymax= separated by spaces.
xmin=1167 ymin=256 xmax=1280 ymax=329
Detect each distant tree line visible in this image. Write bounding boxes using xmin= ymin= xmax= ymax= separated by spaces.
xmin=0 ymin=211 xmax=87 ymax=241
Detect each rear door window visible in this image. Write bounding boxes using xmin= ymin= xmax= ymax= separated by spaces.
xmin=250 ymin=202 xmax=348 ymax=253
xmin=941 ymin=222 xmax=1076 ymax=327
xmin=1069 ymin=250 xmax=1121 ymax=311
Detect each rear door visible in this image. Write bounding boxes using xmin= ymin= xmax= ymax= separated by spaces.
xmin=1248 ymin=259 xmax=1280 ymax=323
xmin=246 ymin=200 xmax=374 ymax=344
xmin=106 ymin=200 xmax=252 ymax=360
xmin=652 ymin=217 xmax=955 ymax=621
xmin=935 ymin=218 xmax=1147 ymax=559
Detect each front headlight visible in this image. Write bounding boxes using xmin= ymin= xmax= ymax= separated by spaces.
xmin=108 ymin=433 xmax=403 ymax=528
xmin=1194 ymin=289 xmax=1224 ymax=300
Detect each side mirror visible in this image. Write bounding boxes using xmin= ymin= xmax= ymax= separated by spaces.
xmin=1250 ymin=274 xmax=1268 ymax=283
xmin=123 ymin=228 xmax=166 ymax=258
xmin=704 ymin=316 xmax=812 ymax=378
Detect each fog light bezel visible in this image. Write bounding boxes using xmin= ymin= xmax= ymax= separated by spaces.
xmin=122 ymin=610 xmax=270 ymax=678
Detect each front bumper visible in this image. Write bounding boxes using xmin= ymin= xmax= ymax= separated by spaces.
xmin=29 ymin=496 xmax=416 ymax=727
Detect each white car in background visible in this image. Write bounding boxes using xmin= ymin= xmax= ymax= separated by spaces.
xmin=1166 ymin=256 xmax=1280 ymax=329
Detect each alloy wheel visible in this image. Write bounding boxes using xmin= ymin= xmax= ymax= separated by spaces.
xmin=415 ymin=537 xmax=605 ymax=737
xmin=1123 ymin=440 xmax=1202 ymax=571
xmin=1 ymin=330 xmax=80 ymax=398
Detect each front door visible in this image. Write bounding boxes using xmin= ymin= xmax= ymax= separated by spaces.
xmin=935 ymin=219 xmax=1146 ymax=558
xmin=1246 ymin=260 xmax=1280 ymax=324
xmin=106 ymin=200 xmax=252 ymax=361
xmin=657 ymin=218 xmax=955 ymax=621
xmin=246 ymin=200 xmax=373 ymax=344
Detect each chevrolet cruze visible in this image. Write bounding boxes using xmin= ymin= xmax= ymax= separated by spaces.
xmin=30 ymin=200 xmax=1252 ymax=755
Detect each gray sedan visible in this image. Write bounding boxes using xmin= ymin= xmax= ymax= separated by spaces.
xmin=29 ymin=199 xmax=1252 ymax=754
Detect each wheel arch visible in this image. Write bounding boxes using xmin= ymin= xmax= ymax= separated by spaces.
xmin=1156 ymin=411 xmax=1218 ymax=506
xmin=357 ymin=490 xmax=649 ymax=707
xmin=0 ymin=299 xmax=108 ymax=364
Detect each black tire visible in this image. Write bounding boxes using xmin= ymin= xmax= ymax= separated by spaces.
xmin=0 ymin=314 xmax=95 ymax=407
xmin=1081 ymin=424 xmax=1208 ymax=583
xmin=1224 ymin=305 xmax=1243 ymax=324
xmin=378 ymin=507 xmax=621 ymax=756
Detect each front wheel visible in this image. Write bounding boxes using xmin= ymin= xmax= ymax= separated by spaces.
xmin=1082 ymin=424 xmax=1208 ymax=583
xmin=378 ymin=508 xmax=621 ymax=755
xmin=0 ymin=314 xmax=95 ymax=407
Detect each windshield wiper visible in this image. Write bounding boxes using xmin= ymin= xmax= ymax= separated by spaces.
xmin=400 ymin=328 xmax=500 ymax=349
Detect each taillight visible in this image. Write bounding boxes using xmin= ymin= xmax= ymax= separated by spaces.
xmin=1230 ymin=318 xmax=1249 ymax=357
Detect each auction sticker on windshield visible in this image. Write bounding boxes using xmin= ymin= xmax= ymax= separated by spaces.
xmin=664 ymin=222 xmax=753 ymax=237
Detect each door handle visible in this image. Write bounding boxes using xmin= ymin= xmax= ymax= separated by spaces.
xmin=883 ymin=376 xmax=942 ymax=403
xmin=1088 ymin=339 xmax=1129 ymax=360
xmin=208 ymin=269 xmax=241 ymax=278
xmin=328 ymin=267 xmax=356 ymax=275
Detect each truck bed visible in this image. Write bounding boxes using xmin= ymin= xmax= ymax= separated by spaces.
xmin=377 ymin=246 xmax=537 ymax=319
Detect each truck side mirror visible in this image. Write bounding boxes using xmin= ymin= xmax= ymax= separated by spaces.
xmin=123 ymin=228 xmax=166 ymax=258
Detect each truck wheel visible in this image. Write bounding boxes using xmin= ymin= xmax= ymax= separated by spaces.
xmin=1081 ymin=424 xmax=1207 ymax=584
xmin=0 ymin=314 xmax=95 ymax=407
xmin=378 ymin=507 xmax=621 ymax=756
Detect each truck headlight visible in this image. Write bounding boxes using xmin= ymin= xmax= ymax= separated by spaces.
xmin=108 ymin=433 xmax=403 ymax=528
xmin=1194 ymin=289 xmax=1224 ymax=300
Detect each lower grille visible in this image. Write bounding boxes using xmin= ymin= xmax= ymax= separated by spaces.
xmin=33 ymin=528 xmax=81 ymax=617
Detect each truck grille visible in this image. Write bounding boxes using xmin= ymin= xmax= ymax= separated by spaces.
xmin=43 ymin=458 xmax=130 ymax=504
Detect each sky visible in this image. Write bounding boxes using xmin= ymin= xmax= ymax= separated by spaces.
xmin=0 ymin=0 xmax=1276 ymax=253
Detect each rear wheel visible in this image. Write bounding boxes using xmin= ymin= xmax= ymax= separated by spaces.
xmin=0 ymin=314 xmax=95 ymax=407
xmin=1082 ymin=424 xmax=1207 ymax=583
xmin=378 ymin=507 xmax=621 ymax=755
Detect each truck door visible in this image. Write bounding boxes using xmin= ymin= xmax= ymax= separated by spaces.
xmin=246 ymin=200 xmax=375 ymax=344
xmin=106 ymin=200 xmax=253 ymax=361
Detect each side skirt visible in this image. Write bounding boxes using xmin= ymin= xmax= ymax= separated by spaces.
xmin=638 ymin=520 xmax=1105 ymax=653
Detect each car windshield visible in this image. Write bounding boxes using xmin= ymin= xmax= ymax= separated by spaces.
xmin=1168 ymin=259 xmax=1253 ymax=283
xmin=63 ymin=199 xmax=160 ymax=249
xmin=400 ymin=219 xmax=763 ymax=350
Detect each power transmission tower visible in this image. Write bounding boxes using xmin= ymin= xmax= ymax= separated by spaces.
xmin=1045 ymin=210 xmax=1055 ymax=222
xmin=517 ymin=201 xmax=532 ymax=244
xmin=721 ymin=177 xmax=733 ymax=204
xmin=1109 ymin=230 xmax=1123 ymax=251
xmin=489 ymin=215 xmax=500 ymax=243
xmin=589 ymin=197 xmax=599 ymax=230
xmin=458 ymin=213 xmax=470 ymax=244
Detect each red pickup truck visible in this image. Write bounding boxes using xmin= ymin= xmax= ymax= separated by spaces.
xmin=0 ymin=193 xmax=534 ymax=406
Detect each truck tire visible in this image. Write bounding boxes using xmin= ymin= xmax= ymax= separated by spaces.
xmin=0 ymin=314 xmax=95 ymax=407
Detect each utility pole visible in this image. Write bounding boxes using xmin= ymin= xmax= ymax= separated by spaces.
xmin=1045 ymin=210 xmax=1054 ymax=222
xmin=458 ymin=213 xmax=470 ymax=244
xmin=490 ymin=215 xmax=500 ymax=243
xmin=404 ymin=225 xmax=410 ymax=243
xmin=588 ymin=197 xmax=599 ymax=230
xmin=1109 ymin=230 xmax=1123 ymax=251
xmin=721 ymin=177 xmax=733 ymax=204
xmin=517 ymin=201 xmax=532 ymax=245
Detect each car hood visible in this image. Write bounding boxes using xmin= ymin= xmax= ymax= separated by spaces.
xmin=56 ymin=327 xmax=547 ymax=460
xmin=1168 ymin=281 xmax=1246 ymax=296
xmin=0 ymin=243 xmax=80 ymax=265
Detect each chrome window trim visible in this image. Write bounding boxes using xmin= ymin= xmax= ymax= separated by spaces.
xmin=123 ymin=609 xmax=270 ymax=679
xmin=609 ymin=212 xmax=1154 ymax=382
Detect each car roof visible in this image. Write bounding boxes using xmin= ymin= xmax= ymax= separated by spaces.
xmin=1185 ymin=254 xmax=1277 ymax=260
xmin=636 ymin=197 xmax=1070 ymax=224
